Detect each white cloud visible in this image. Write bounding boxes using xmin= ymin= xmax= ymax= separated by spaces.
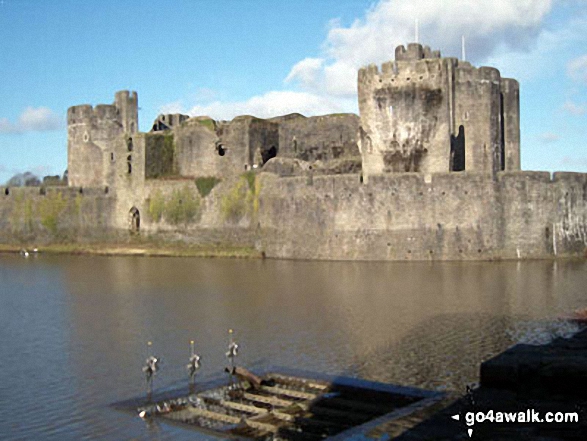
xmin=285 ymin=58 xmax=324 ymax=90
xmin=162 ymin=0 xmax=562 ymax=120
xmin=568 ymin=54 xmax=587 ymax=83
xmin=182 ymin=91 xmax=356 ymax=120
xmin=284 ymin=0 xmax=555 ymax=97
xmin=538 ymin=132 xmax=560 ymax=143
xmin=158 ymin=101 xmax=184 ymax=115
xmin=0 ymin=107 xmax=62 ymax=134
xmin=562 ymin=100 xmax=587 ymax=115
xmin=561 ymin=156 xmax=587 ymax=168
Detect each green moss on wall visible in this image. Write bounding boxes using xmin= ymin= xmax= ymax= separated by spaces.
xmin=252 ymin=175 xmax=261 ymax=215
xmin=220 ymin=172 xmax=259 ymax=222
xmin=39 ymin=192 xmax=67 ymax=235
xmin=195 ymin=176 xmax=221 ymax=198
xmin=24 ymin=198 xmax=34 ymax=233
xmin=145 ymin=133 xmax=178 ymax=178
xmin=10 ymin=192 xmax=24 ymax=232
xmin=164 ymin=186 xmax=200 ymax=226
xmin=146 ymin=189 xmax=166 ymax=222
xmin=221 ymin=179 xmax=248 ymax=222
xmin=74 ymin=194 xmax=83 ymax=215
xmin=146 ymin=187 xmax=201 ymax=226
xmin=196 ymin=118 xmax=216 ymax=131
xmin=242 ymin=171 xmax=256 ymax=192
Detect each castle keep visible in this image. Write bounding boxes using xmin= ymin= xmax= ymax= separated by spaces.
xmin=358 ymin=44 xmax=520 ymax=177
xmin=1 ymin=43 xmax=586 ymax=261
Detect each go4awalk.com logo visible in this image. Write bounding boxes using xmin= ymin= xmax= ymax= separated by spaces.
xmin=451 ymin=409 xmax=579 ymax=437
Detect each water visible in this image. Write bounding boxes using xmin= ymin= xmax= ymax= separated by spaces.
xmin=0 ymin=255 xmax=585 ymax=440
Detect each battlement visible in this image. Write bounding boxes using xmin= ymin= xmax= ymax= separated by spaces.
xmin=114 ymin=90 xmax=138 ymax=134
xmin=67 ymin=91 xmax=138 ymax=131
xmin=395 ymin=43 xmax=441 ymax=61
xmin=67 ymin=105 xmax=94 ymax=124
xmin=358 ymin=57 xmax=448 ymax=87
xmin=359 ymin=48 xmax=507 ymax=87
xmin=95 ymin=104 xmax=119 ymax=120
xmin=115 ymin=90 xmax=138 ymax=104
xmin=456 ymin=65 xmax=501 ymax=82
xmin=500 ymin=77 xmax=520 ymax=91
xmin=67 ymin=104 xmax=122 ymax=125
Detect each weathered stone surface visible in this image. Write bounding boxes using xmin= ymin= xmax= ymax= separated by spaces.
xmin=262 ymin=157 xmax=311 ymax=177
xmin=358 ymin=44 xmax=520 ymax=178
xmin=256 ymin=171 xmax=587 ymax=261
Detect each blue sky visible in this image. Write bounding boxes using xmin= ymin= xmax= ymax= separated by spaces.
xmin=0 ymin=0 xmax=586 ymax=183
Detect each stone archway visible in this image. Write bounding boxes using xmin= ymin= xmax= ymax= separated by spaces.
xmin=129 ymin=207 xmax=140 ymax=233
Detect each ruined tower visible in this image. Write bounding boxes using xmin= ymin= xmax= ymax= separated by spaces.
xmin=114 ymin=90 xmax=139 ymax=134
xmin=357 ymin=43 xmax=520 ymax=178
xmin=67 ymin=91 xmax=138 ymax=187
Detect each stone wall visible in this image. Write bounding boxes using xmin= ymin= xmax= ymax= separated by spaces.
xmin=173 ymin=118 xmax=221 ymax=177
xmin=1 ymin=171 xmax=585 ymax=261
xmin=358 ymin=58 xmax=451 ymax=175
xmin=270 ymin=114 xmax=360 ymax=163
xmin=137 ymin=175 xmax=259 ymax=247
xmin=256 ymin=171 xmax=587 ymax=261
xmin=0 ymin=186 xmax=115 ymax=243
xmin=145 ymin=132 xmax=178 ymax=178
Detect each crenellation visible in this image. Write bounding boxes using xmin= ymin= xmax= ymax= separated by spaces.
xmin=67 ymin=105 xmax=93 ymax=125
xmin=381 ymin=61 xmax=394 ymax=74
xmin=406 ymin=43 xmax=424 ymax=60
xmin=478 ymin=66 xmax=501 ymax=82
xmin=94 ymin=104 xmax=119 ymax=121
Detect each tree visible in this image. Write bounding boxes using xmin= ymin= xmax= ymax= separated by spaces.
xmin=5 ymin=171 xmax=41 ymax=187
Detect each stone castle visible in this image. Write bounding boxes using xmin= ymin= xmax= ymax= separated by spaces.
xmin=1 ymin=43 xmax=586 ymax=261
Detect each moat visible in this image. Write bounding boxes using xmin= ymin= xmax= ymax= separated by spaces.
xmin=0 ymin=255 xmax=585 ymax=440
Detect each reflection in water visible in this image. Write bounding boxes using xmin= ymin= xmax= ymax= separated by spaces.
xmin=0 ymin=255 xmax=585 ymax=440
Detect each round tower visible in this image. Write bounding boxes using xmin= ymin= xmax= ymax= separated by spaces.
xmin=67 ymin=99 xmax=126 ymax=188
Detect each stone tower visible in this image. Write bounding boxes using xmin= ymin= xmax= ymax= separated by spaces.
xmin=67 ymin=91 xmax=138 ymax=187
xmin=114 ymin=90 xmax=139 ymax=134
xmin=357 ymin=43 xmax=520 ymax=178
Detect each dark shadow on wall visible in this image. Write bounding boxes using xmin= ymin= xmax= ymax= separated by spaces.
xmin=262 ymin=145 xmax=277 ymax=165
xmin=450 ymin=125 xmax=466 ymax=172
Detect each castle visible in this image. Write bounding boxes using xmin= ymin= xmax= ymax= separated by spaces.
xmin=1 ymin=43 xmax=586 ymax=261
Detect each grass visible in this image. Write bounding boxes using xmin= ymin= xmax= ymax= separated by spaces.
xmin=0 ymin=242 xmax=261 ymax=258
xmin=196 ymin=118 xmax=215 ymax=131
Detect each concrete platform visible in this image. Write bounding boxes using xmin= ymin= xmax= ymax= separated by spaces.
xmin=368 ymin=328 xmax=587 ymax=440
